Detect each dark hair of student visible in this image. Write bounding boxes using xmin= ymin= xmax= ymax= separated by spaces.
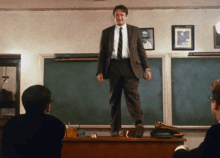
xmin=22 ymin=85 xmax=52 ymax=114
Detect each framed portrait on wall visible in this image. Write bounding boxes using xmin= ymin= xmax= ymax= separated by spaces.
xmin=213 ymin=26 xmax=220 ymax=48
xmin=172 ymin=25 xmax=194 ymax=50
xmin=140 ymin=28 xmax=155 ymax=50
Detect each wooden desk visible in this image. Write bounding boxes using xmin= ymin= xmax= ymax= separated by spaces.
xmin=62 ymin=137 xmax=186 ymax=158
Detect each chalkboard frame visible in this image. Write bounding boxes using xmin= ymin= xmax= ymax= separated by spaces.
xmin=169 ymin=53 xmax=220 ymax=129
xmin=42 ymin=53 xmax=166 ymax=129
xmin=41 ymin=53 xmax=216 ymax=129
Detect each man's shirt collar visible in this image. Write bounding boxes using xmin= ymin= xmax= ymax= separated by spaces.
xmin=116 ymin=23 xmax=127 ymax=30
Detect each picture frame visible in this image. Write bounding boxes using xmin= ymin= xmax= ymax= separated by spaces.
xmin=213 ymin=26 xmax=220 ymax=48
xmin=140 ymin=28 xmax=155 ymax=50
xmin=172 ymin=25 xmax=194 ymax=50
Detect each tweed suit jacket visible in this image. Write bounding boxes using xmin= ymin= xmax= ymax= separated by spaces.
xmin=97 ymin=24 xmax=150 ymax=79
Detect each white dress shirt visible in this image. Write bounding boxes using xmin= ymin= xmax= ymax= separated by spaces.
xmin=175 ymin=145 xmax=187 ymax=151
xmin=111 ymin=24 xmax=130 ymax=59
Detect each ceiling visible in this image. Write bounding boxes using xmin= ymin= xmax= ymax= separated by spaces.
xmin=1 ymin=0 xmax=220 ymax=10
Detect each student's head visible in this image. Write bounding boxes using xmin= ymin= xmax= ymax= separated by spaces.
xmin=113 ymin=5 xmax=128 ymax=27
xmin=22 ymin=85 xmax=52 ymax=115
xmin=210 ymin=80 xmax=220 ymax=122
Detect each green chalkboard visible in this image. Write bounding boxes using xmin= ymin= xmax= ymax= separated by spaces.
xmin=44 ymin=58 xmax=163 ymax=125
xmin=172 ymin=58 xmax=219 ymax=126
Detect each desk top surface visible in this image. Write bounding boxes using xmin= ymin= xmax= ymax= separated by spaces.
xmin=62 ymin=137 xmax=186 ymax=142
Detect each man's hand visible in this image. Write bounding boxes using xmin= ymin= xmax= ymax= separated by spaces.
xmin=97 ymin=73 xmax=104 ymax=82
xmin=145 ymin=70 xmax=151 ymax=81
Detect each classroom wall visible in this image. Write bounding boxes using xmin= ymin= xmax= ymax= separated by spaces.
xmin=1 ymin=0 xmax=220 ymax=9
xmin=0 ymin=0 xmax=219 ymax=149
xmin=1 ymin=8 xmax=220 ymax=113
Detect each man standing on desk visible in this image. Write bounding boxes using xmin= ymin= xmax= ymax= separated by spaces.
xmin=96 ymin=5 xmax=151 ymax=138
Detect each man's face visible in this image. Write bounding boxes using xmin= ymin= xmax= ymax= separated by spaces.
xmin=114 ymin=9 xmax=128 ymax=26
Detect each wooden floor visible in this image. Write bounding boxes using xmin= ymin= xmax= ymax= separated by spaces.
xmin=62 ymin=137 xmax=186 ymax=158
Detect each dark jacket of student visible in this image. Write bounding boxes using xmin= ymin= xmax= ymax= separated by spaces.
xmin=1 ymin=113 xmax=66 ymax=158
xmin=173 ymin=123 xmax=220 ymax=158
xmin=1 ymin=85 xmax=66 ymax=158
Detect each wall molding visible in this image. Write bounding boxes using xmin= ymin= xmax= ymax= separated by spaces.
xmin=1 ymin=5 xmax=220 ymax=11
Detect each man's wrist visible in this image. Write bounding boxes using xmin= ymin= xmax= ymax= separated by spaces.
xmin=145 ymin=68 xmax=150 ymax=71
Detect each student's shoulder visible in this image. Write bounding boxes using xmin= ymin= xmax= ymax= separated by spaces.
xmin=43 ymin=114 xmax=63 ymax=122
xmin=209 ymin=123 xmax=220 ymax=131
xmin=43 ymin=115 xmax=65 ymax=126
xmin=5 ymin=115 xmax=25 ymax=123
xmin=39 ymin=115 xmax=65 ymax=131
xmin=205 ymin=123 xmax=220 ymax=138
xmin=3 ymin=115 xmax=26 ymax=129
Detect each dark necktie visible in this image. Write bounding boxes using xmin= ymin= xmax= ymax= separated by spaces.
xmin=117 ymin=27 xmax=122 ymax=60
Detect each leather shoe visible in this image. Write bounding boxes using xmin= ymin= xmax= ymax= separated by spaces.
xmin=111 ymin=131 xmax=119 ymax=137
xmin=136 ymin=124 xmax=145 ymax=138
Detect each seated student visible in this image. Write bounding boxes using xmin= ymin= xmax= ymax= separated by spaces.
xmin=1 ymin=85 xmax=66 ymax=158
xmin=173 ymin=80 xmax=220 ymax=158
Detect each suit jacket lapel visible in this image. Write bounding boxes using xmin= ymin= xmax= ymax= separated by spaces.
xmin=109 ymin=25 xmax=115 ymax=55
xmin=127 ymin=24 xmax=132 ymax=51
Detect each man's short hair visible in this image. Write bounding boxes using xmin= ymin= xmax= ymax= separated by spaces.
xmin=22 ymin=85 xmax=52 ymax=113
xmin=113 ymin=5 xmax=128 ymax=16
xmin=211 ymin=80 xmax=220 ymax=105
